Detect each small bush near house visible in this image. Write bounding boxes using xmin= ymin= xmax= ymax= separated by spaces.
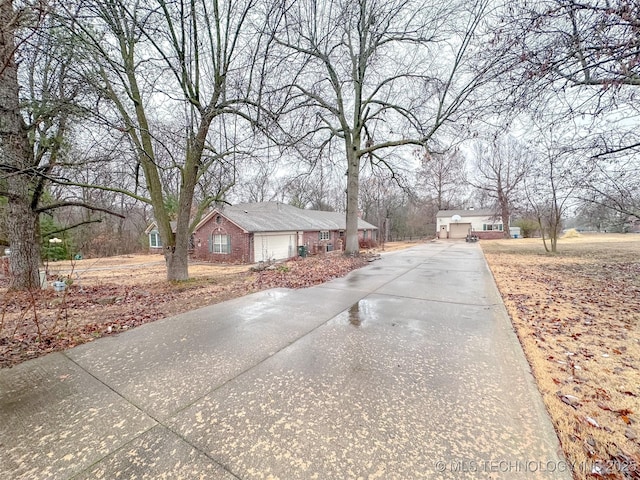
xmin=561 ymin=228 xmax=581 ymax=239
xmin=276 ymin=264 xmax=290 ymax=273
xmin=513 ymin=218 xmax=539 ymax=238
xmin=359 ymin=239 xmax=378 ymax=249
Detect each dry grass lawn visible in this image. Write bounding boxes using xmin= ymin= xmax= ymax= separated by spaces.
xmin=482 ymin=234 xmax=640 ymax=479
xmin=44 ymin=254 xmax=250 ymax=286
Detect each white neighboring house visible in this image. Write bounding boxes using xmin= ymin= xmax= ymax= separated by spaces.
xmin=436 ymin=209 xmax=505 ymax=239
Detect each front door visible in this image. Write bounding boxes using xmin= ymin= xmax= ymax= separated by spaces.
xmin=439 ymin=225 xmax=447 ymax=239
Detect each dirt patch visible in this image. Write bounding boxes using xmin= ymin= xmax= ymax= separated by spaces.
xmin=1 ymin=242 xmax=422 ymax=368
xmin=482 ymin=234 xmax=640 ymax=479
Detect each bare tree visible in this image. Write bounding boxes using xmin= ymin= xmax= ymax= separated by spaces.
xmin=573 ymin=200 xmax=618 ymax=232
xmin=52 ymin=140 xmax=152 ymax=256
xmin=359 ymin=170 xmax=410 ymax=245
xmin=263 ymin=157 xmax=346 ymax=212
xmin=505 ymin=1 xmax=640 ymax=90
xmin=495 ymin=0 xmax=640 ymax=220
xmin=1 ymin=1 xmax=121 ymax=289
xmin=470 ymin=135 xmax=532 ymax=238
xmin=580 ymin=156 xmax=640 ymax=221
xmin=62 ymin=0 xmax=264 ymax=281
xmin=524 ymin=126 xmax=592 ymax=252
xmin=235 ymin=161 xmax=277 ymax=204
xmin=0 ymin=0 xmax=40 ymax=289
xmin=266 ymin=0 xmax=499 ymax=254
xmin=417 ymin=148 xmax=467 ymax=211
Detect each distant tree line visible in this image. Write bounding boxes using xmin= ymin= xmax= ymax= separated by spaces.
xmin=2 ymin=0 xmax=638 ymax=288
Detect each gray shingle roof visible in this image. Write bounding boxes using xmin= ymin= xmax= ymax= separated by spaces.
xmin=204 ymin=202 xmax=377 ymax=233
xmin=436 ymin=209 xmax=497 ymax=218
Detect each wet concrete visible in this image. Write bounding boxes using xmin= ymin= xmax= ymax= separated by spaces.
xmin=1 ymin=241 xmax=571 ymax=479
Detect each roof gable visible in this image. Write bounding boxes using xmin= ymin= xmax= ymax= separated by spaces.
xmin=144 ymin=221 xmax=177 ymax=234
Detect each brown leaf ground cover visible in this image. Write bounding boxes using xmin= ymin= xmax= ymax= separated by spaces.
xmin=482 ymin=234 xmax=640 ymax=479
xmin=0 ymin=251 xmax=378 ymax=368
xmin=2 ymin=237 xmax=636 ymax=476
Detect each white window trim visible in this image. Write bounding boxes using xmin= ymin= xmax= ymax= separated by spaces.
xmin=213 ymin=234 xmax=230 ymax=254
xmin=149 ymin=231 xmax=162 ymax=248
xmin=319 ymin=231 xmax=330 ymax=241
xmin=482 ymin=223 xmax=503 ymax=231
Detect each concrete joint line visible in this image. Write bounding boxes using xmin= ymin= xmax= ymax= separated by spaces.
xmin=373 ymin=290 xmax=501 ymax=307
xmin=62 ymin=353 xmax=243 ymax=480
xmin=62 ymin=242 xmax=469 ymax=480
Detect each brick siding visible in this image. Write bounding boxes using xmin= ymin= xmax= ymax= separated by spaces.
xmin=192 ymin=215 xmax=251 ymax=263
xmin=191 ymin=213 xmax=374 ymax=263
xmin=301 ymin=230 xmax=348 ymax=255
xmin=472 ymin=230 xmax=505 ymax=240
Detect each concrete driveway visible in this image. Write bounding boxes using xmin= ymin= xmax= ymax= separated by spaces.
xmin=1 ymin=241 xmax=571 ymax=479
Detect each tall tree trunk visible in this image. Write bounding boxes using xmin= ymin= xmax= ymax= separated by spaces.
xmin=1 ymin=0 xmax=42 ymax=289
xmin=549 ymin=219 xmax=557 ymax=252
xmin=499 ymin=195 xmax=511 ymax=239
xmin=164 ymin=119 xmax=210 ymax=282
xmin=161 ymin=132 xmax=212 ymax=281
xmin=345 ymin=147 xmax=360 ymax=255
xmin=7 ymin=189 xmax=41 ymax=289
xmin=165 ymin=245 xmax=189 ymax=281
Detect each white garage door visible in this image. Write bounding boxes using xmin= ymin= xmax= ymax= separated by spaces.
xmin=449 ymin=223 xmax=472 ymax=239
xmin=254 ymin=233 xmax=296 ymax=262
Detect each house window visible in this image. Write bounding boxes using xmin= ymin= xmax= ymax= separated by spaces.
xmin=319 ymin=231 xmax=330 ymax=241
xmin=483 ymin=224 xmax=503 ymax=231
xmin=149 ymin=231 xmax=162 ymax=248
xmin=338 ymin=230 xmax=345 ymax=237
xmin=216 ymin=215 xmax=221 ymax=224
xmin=211 ymin=234 xmax=230 ymax=254
xmin=363 ymin=230 xmax=368 ymax=240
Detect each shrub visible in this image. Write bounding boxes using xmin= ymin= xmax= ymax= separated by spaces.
xmin=359 ymin=238 xmax=378 ymax=249
xmin=276 ymin=263 xmax=290 ymax=273
xmin=561 ymin=228 xmax=581 ymax=239
xmin=514 ymin=218 xmax=539 ymax=238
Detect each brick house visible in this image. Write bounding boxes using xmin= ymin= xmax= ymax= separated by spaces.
xmin=146 ymin=202 xmax=377 ymax=263
xmin=436 ymin=209 xmax=506 ymax=240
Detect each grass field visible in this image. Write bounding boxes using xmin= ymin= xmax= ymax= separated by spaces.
xmin=482 ymin=234 xmax=640 ymax=479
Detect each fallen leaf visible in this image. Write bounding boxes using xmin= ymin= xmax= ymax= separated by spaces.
xmin=559 ymin=393 xmax=580 ymax=408
xmin=585 ymin=416 xmax=600 ymax=428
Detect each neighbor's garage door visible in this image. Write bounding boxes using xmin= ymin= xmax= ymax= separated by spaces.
xmin=254 ymin=233 xmax=296 ymax=262
xmin=449 ymin=223 xmax=472 ymax=239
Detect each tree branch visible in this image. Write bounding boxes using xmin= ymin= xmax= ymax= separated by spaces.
xmin=42 ymin=218 xmax=104 ymax=237
xmin=36 ymin=201 xmax=126 ymax=218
